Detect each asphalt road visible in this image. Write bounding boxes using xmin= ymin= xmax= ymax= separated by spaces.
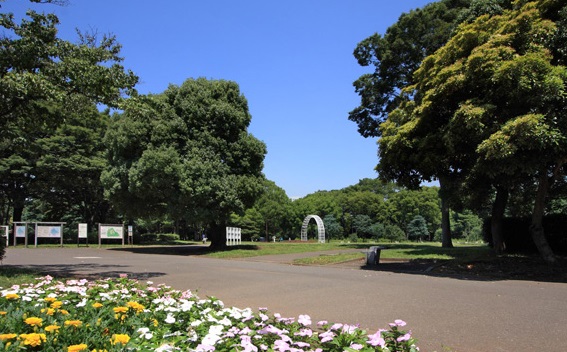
xmin=2 ymin=246 xmax=566 ymax=352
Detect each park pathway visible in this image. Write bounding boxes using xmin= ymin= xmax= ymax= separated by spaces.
xmin=2 ymin=246 xmax=566 ymax=352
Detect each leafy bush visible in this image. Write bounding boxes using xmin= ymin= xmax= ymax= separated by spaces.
xmin=383 ymin=225 xmax=406 ymax=242
xmin=0 ymin=276 xmax=419 ymax=351
xmin=348 ymin=233 xmax=359 ymax=243
xmin=137 ymin=233 xmax=180 ymax=244
xmin=158 ymin=233 xmax=180 ymax=243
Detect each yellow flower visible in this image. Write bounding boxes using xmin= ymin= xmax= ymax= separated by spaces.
xmin=24 ymin=317 xmax=43 ymax=327
xmin=68 ymin=343 xmax=88 ymax=352
xmin=44 ymin=297 xmax=57 ymax=303
xmin=65 ymin=320 xmax=83 ymax=328
xmin=127 ymin=301 xmax=145 ymax=312
xmin=19 ymin=333 xmax=46 ymax=347
xmin=41 ymin=308 xmax=55 ymax=316
xmin=60 ymin=309 xmax=70 ymax=315
xmin=45 ymin=325 xmax=61 ymax=333
xmin=92 ymin=302 xmax=103 ymax=308
xmin=153 ymin=318 xmax=159 ymax=327
xmin=0 ymin=334 xmax=17 ymax=341
xmin=110 ymin=334 xmax=130 ymax=345
xmin=50 ymin=301 xmax=63 ymax=309
xmin=113 ymin=306 xmax=129 ymax=314
xmin=4 ymin=293 xmax=20 ymax=300
xmin=0 ymin=311 xmax=7 ymax=315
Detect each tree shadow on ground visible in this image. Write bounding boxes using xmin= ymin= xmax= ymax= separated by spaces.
xmin=1 ymin=263 xmax=167 ymax=282
xmin=109 ymin=244 xmax=260 ymax=256
xmin=360 ymin=255 xmax=567 ymax=283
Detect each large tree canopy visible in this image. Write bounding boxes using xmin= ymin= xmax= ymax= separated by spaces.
xmin=0 ymin=5 xmax=138 ymax=223
xmin=349 ymin=0 xmax=474 ymax=138
xmin=378 ymin=0 xmax=567 ymax=263
xmin=102 ymin=78 xmax=267 ymax=249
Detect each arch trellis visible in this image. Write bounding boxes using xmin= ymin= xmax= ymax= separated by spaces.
xmin=300 ymin=215 xmax=325 ymax=243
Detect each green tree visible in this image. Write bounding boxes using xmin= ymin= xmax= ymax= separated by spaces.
xmin=383 ymin=224 xmax=405 ymax=243
xmin=350 ymin=0 xmax=475 ymax=248
xmin=380 ymin=0 xmax=567 ymax=263
xmin=0 ymin=5 xmax=137 ymax=222
xmin=407 ymin=215 xmax=429 ymax=241
xmin=33 ymin=98 xmax=112 ymax=227
xmin=254 ymin=180 xmax=293 ymax=239
xmin=102 ymin=78 xmax=266 ymax=249
xmin=322 ymin=214 xmax=343 ymax=241
xmin=352 ymin=214 xmax=373 ymax=238
xmin=350 ymin=0 xmax=516 ymax=248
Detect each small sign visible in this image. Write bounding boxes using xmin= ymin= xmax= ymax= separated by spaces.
xmin=15 ymin=225 xmax=26 ymax=238
xmin=78 ymin=223 xmax=88 ymax=239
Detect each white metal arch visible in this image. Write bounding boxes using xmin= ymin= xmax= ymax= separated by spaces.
xmin=300 ymin=215 xmax=326 ymax=243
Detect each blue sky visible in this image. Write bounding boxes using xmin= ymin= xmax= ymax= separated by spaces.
xmin=5 ymin=0 xmax=434 ymax=199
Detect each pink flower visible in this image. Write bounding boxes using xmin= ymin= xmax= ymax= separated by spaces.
xmin=341 ymin=324 xmax=358 ymax=334
xmin=330 ymin=323 xmax=343 ymax=331
xmin=395 ymin=319 xmax=407 ymax=327
xmin=319 ymin=330 xmax=335 ymax=343
xmin=350 ymin=343 xmax=364 ymax=350
xmin=367 ymin=330 xmax=386 ymax=347
xmin=317 ymin=320 xmax=328 ymax=326
xmin=294 ymin=328 xmax=313 ymax=337
xmin=298 ymin=314 xmax=311 ymax=326
xmin=273 ymin=339 xmax=290 ymax=351
xmin=397 ymin=332 xmax=412 ymax=342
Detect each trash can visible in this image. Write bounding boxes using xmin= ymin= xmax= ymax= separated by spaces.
xmin=366 ymin=246 xmax=383 ymax=265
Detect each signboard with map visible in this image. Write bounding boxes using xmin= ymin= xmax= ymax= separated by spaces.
xmin=98 ymin=224 xmax=124 ymax=247
xmin=36 ymin=225 xmax=62 ymax=238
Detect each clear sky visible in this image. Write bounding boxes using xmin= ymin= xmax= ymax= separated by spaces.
xmin=4 ymin=0 xmax=435 ymax=199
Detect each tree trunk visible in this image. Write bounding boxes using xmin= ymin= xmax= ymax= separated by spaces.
xmin=438 ymin=178 xmax=453 ymax=248
xmin=208 ymin=221 xmax=227 ymax=250
xmin=491 ymin=187 xmax=509 ymax=254
xmin=530 ymin=170 xmax=557 ymax=265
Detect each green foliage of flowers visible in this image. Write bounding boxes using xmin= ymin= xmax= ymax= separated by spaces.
xmin=0 ymin=276 xmax=419 ymax=351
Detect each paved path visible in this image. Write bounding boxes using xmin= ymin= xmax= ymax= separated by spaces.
xmin=2 ymin=246 xmax=566 ymax=352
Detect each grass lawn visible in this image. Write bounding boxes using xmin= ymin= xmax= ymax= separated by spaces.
xmin=205 ymin=241 xmax=491 ymax=262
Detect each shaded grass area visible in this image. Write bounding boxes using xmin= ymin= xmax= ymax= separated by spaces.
xmin=205 ymin=241 xmax=492 ymax=261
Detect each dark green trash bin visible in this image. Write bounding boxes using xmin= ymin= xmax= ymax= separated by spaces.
xmin=366 ymin=246 xmax=384 ymax=265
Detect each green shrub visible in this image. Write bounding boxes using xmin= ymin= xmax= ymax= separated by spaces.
xmin=139 ymin=233 xmax=158 ymax=243
xmin=158 ymin=233 xmax=180 ymax=242
xmin=348 ymin=233 xmax=359 ymax=243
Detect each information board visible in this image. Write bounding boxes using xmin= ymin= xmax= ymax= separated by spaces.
xmin=100 ymin=225 xmax=124 ymax=239
xmin=36 ymin=225 xmax=62 ymax=238
xmin=78 ymin=223 xmax=88 ymax=239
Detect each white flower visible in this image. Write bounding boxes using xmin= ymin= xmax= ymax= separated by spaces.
xmin=165 ymin=313 xmax=176 ymax=324
xmin=137 ymin=327 xmax=154 ymax=339
xmin=180 ymin=300 xmax=194 ymax=312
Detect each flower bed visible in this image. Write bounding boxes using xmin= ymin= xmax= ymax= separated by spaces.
xmin=1 ymin=275 xmax=418 ymax=351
